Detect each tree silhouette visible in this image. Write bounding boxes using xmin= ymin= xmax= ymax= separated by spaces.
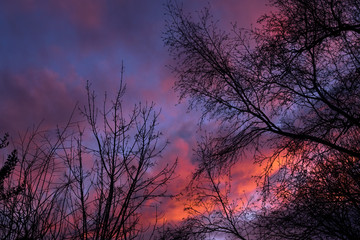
xmin=0 ymin=133 xmax=23 ymax=201
xmin=164 ymin=0 xmax=360 ymax=239
xmin=163 ymin=137 xmax=254 ymax=240
xmin=0 ymin=77 xmax=176 ymax=239
xmin=62 ymin=80 xmax=177 ymax=240
xmin=0 ymin=125 xmax=73 ymax=240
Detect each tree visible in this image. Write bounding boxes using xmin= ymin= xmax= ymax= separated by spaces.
xmin=254 ymin=156 xmax=360 ymax=239
xmin=0 ymin=77 xmax=176 ymax=239
xmin=62 ymin=80 xmax=177 ymax=240
xmin=0 ymin=125 xmax=73 ymax=240
xmin=0 ymin=133 xmax=22 ymax=201
xmin=164 ymin=0 xmax=360 ymax=239
xmin=160 ymin=137 xmax=254 ymax=240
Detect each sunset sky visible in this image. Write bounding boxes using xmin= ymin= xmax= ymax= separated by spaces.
xmin=0 ymin=0 xmax=270 ymax=223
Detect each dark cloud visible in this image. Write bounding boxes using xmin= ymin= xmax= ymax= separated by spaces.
xmin=0 ymin=68 xmax=84 ymax=134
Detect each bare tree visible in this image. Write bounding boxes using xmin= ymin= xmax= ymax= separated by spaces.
xmin=179 ymin=137 xmax=254 ymax=240
xmin=61 ymin=80 xmax=177 ymax=240
xmin=253 ymin=150 xmax=360 ymax=239
xmin=0 ymin=76 xmax=176 ymax=239
xmin=0 ymin=124 xmax=72 ymax=240
xmin=164 ymin=0 xmax=360 ymax=239
xmin=155 ymin=135 xmax=256 ymax=240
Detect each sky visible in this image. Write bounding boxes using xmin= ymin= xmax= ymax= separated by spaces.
xmin=0 ymin=0 xmax=269 ymax=225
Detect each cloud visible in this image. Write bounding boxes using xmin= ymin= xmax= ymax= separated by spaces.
xmin=53 ymin=1 xmax=104 ymax=30
xmin=0 ymin=0 xmax=272 ymax=229
xmin=0 ymin=68 xmax=84 ymax=135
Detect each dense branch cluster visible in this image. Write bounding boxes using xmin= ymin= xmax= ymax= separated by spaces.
xmin=164 ymin=0 xmax=360 ymax=239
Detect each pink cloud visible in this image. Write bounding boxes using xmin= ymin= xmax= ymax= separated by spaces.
xmin=0 ymin=68 xmax=85 ymax=135
xmin=212 ymin=0 xmax=270 ymax=27
xmin=53 ymin=1 xmax=104 ymax=30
